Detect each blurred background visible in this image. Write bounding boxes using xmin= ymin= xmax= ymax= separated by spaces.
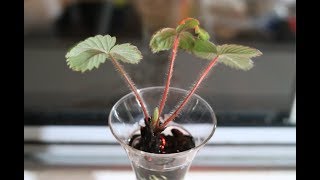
xmin=24 ymin=0 xmax=296 ymax=179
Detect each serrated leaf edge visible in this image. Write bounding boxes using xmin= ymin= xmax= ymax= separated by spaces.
xmin=217 ymin=44 xmax=263 ymax=57
xmin=65 ymin=35 xmax=116 ymax=58
xmin=218 ymin=55 xmax=254 ymax=71
xmin=149 ymin=28 xmax=177 ymax=53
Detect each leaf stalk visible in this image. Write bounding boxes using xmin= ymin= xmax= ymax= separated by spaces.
xmin=110 ymin=55 xmax=149 ymax=122
xmin=160 ymin=55 xmax=220 ymax=129
xmin=156 ymin=35 xmax=180 ymax=127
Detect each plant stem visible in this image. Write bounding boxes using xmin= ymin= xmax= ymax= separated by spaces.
xmin=160 ymin=55 xmax=220 ymax=129
xmin=110 ymin=55 xmax=149 ymax=121
xmin=156 ymin=35 xmax=180 ymax=127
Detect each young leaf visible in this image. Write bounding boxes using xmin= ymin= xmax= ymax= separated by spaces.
xmin=110 ymin=43 xmax=142 ymax=64
xmin=217 ymin=44 xmax=262 ymax=71
xmin=149 ymin=28 xmax=176 ymax=53
xmin=178 ymin=31 xmax=195 ymax=51
xmin=151 ymin=107 xmax=159 ymax=129
xmin=195 ymin=27 xmax=210 ymax=40
xmin=66 ymin=35 xmax=142 ymax=72
xmin=176 ymin=18 xmax=200 ymax=33
xmin=192 ymin=39 xmax=217 ymax=60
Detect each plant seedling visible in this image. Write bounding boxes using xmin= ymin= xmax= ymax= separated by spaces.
xmin=65 ymin=17 xmax=262 ymax=153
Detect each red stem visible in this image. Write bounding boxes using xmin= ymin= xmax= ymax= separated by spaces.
xmin=160 ymin=55 xmax=220 ymax=129
xmin=110 ymin=55 xmax=149 ymax=121
xmin=157 ymin=35 xmax=180 ymax=124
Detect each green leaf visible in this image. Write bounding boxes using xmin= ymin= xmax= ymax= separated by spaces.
xmin=110 ymin=43 xmax=142 ymax=64
xmin=66 ymin=50 xmax=108 ymax=73
xmin=66 ymin=35 xmax=116 ymax=58
xmin=217 ymin=44 xmax=262 ymax=71
xmin=178 ymin=31 xmax=195 ymax=51
xmin=195 ymin=27 xmax=210 ymax=40
xmin=66 ymin=35 xmax=116 ymax=72
xmin=176 ymin=18 xmax=200 ymax=33
xmin=217 ymin=44 xmax=262 ymax=57
xmin=66 ymin=35 xmax=143 ymax=72
xmin=192 ymin=39 xmax=217 ymax=60
xmin=149 ymin=28 xmax=177 ymax=53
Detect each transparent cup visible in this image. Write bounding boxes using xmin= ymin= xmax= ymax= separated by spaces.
xmin=109 ymin=87 xmax=217 ymax=180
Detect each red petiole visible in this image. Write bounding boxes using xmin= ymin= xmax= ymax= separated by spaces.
xmin=160 ymin=55 xmax=220 ymax=129
xmin=110 ymin=55 xmax=149 ymax=123
xmin=156 ymin=35 xmax=180 ymax=127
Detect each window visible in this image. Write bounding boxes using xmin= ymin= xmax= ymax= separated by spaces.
xmin=24 ymin=0 xmax=296 ymax=169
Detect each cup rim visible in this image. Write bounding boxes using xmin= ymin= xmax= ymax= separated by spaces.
xmin=108 ymin=86 xmax=217 ymax=158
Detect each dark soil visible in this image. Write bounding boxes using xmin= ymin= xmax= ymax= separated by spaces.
xmin=128 ymin=119 xmax=195 ymax=154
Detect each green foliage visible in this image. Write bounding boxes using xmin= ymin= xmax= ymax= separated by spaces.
xmin=176 ymin=18 xmax=200 ymax=33
xmin=149 ymin=17 xmax=214 ymax=60
xmin=66 ymin=50 xmax=108 ymax=72
xmin=149 ymin=28 xmax=177 ymax=53
xmin=110 ymin=43 xmax=142 ymax=64
xmin=217 ymin=44 xmax=262 ymax=71
xmin=66 ymin=35 xmax=142 ymax=72
xmin=66 ymin=35 xmax=116 ymax=58
xmin=65 ymin=17 xmax=263 ymax=134
xmin=195 ymin=27 xmax=210 ymax=40
xmin=178 ymin=31 xmax=195 ymax=51
xmin=149 ymin=17 xmax=262 ymax=71
xmin=192 ymin=39 xmax=217 ymax=60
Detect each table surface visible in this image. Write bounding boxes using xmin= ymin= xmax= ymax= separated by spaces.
xmin=24 ymin=169 xmax=296 ymax=180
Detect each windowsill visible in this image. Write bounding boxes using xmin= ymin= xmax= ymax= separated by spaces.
xmin=24 ymin=169 xmax=296 ymax=180
xmin=24 ymin=126 xmax=296 ymax=168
